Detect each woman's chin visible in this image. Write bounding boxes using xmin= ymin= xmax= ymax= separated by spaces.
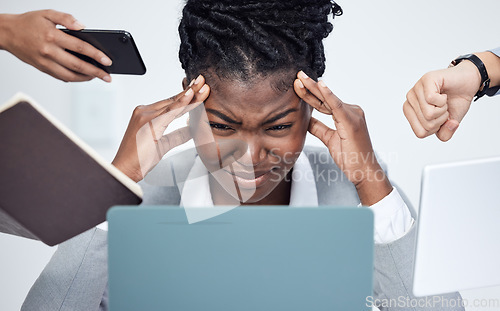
xmin=234 ymin=181 xmax=284 ymax=204
xmin=209 ymin=166 xmax=285 ymax=204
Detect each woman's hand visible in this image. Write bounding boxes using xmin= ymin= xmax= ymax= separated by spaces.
xmin=0 ymin=10 xmax=112 ymax=82
xmin=112 ymin=75 xmax=210 ymax=182
xmin=294 ymin=71 xmax=392 ymax=206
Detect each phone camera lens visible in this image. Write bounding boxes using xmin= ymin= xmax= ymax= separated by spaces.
xmin=120 ymin=35 xmax=129 ymax=43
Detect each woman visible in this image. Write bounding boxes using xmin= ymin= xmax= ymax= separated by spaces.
xmin=22 ymin=1 xmax=463 ymax=310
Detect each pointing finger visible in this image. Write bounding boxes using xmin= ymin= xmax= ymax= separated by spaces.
xmin=316 ymin=80 xmax=345 ymax=123
xmin=297 ymin=71 xmax=327 ymax=105
xmin=44 ymin=9 xmax=85 ymax=30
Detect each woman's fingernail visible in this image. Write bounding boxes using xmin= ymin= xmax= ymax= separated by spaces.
xmin=101 ymin=57 xmax=112 ymax=66
xmin=318 ymin=80 xmax=328 ymax=88
xmin=297 ymin=79 xmax=304 ymax=88
xmin=299 ymin=71 xmax=309 ymax=79
xmin=103 ymin=75 xmax=111 ymax=83
xmin=194 ymin=75 xmax=203 ymax=85
xmin=185 ymin=88 xmax=194 ymax=96
xmin=199 ymin=84 xmax=208 ymax=94
xmin=73 ymin=21 xmax=86 ymax=29
xmin=188 ymin=79 xmax=195 ymax=87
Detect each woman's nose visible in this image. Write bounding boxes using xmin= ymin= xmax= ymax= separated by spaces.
xmin=234 ymin=138 xmax=267 ymax=167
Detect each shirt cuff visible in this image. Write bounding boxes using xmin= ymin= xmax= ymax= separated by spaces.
xmin=486 ymin=47 xmax=500 ymax=96
xmin=365 ymin=187 xmax=414 ymax=244
xmin=96 ymin=221 xmax=108 ymax=231
xmin=488 ymin=47 xmax=500 ymax=58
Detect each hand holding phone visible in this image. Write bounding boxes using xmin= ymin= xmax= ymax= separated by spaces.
xmin=62 ymin=29 xmax=146 ymax=75
xmin=0 ymin=10 xmax=113 ymax=82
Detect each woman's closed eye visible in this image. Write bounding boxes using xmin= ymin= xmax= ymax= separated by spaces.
xmin=266 ymin=124 xmax=293 ymax=131
xmin=208 ymin=122 xmax=293 ymax=133
xmin=209 ymin=122 xmax=234 ymax=132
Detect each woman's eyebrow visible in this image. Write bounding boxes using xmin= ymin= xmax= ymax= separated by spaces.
xmin=206 ymin=109 xmax=242 ymax=125
xmin=262 ymin=108 xmax=298 ymax=125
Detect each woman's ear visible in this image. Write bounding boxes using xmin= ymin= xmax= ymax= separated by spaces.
xmin=182 ymin=77 xmax=188 ymax=89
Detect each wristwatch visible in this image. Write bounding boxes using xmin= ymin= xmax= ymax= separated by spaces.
xmin=450 ymin=54 xmax=490 ymax=101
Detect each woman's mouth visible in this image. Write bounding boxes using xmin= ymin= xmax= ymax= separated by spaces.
xmin=223 ymin=168 xmax=277 ymax=189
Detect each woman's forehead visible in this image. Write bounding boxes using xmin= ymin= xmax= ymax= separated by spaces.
xmin=204 ymin=77 xmax=302 ymax=118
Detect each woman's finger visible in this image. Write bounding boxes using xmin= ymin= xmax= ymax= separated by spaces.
xmin=403 ymin=100 xmax=430 ymax=139
xmin=415 ymin=83 xmax=448 ymax=121
xmin=158 ymin=126 xmax=192 ymax=157
xmin=50 ymin=47 xmax=111 ymax=82
xmin=150 ymin=85 xmax=208 ymax=139
xmin=149 ymin=88 xmax=197 ymax=138
xmin=297 ymin=71 xmax=327 ymax=104
xmin=38 ymin=59 xmax=94 ymax=82
xmin=294 ymin=79 xmax=332 ymax=114
xmin=407 ymin=88 xmax=449 ymax=133
xmin=150 ymin=75 xmax=206 ymax=111
xmin=160 ymin=84 xmax=209 ymax=119
xmin=57 ymin=29 xmax=113 ymax=67
xmin=148 ymin=81 xmax=210 ymax=135
xmin=316 ymin=80 xmax=346 ymax=123
xmin=308 ymin=117 xmax=336 ymax=147
xmin=436 ymin=119 xmax=459 ymax=142
xmin=180 ymin=82 xmax=210 ymax=115
xmin=43 ymin=9 xmax=85 ymax=30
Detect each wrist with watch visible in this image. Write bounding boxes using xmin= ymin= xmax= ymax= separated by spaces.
xmin=449 ymin=54 xmax=498 ymax=101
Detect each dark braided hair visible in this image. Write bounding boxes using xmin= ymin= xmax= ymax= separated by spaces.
xmin=179 ymin=0 xmax=342 ymax=90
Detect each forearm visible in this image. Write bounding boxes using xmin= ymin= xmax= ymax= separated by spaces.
xmin=355 ymin=164 xmax=393 ymax=206
xmin=475 ymin=51 xmax=500 ymax=88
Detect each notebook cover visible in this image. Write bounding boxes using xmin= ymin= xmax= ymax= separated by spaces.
xmin=0 ymin=94 xmax=142 ymax=246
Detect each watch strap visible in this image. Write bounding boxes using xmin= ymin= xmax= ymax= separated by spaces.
xmin=451 ymin=54 xmax=491 ymax=101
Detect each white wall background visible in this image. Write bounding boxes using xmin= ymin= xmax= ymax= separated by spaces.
xmin=1 ymin=0 xmax=500 ymax=310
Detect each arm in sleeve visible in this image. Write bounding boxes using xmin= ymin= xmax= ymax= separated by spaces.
xmin=367 ymin=187 xmax=414 ymax=244
xmin=371 ymin=183 xmax=465 ymax=311
xmin=21 ymin=228 xmax=109 ymax=311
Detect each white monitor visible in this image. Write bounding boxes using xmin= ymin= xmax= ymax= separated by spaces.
xmin=413 ymin=156 xmax=500 ymax=297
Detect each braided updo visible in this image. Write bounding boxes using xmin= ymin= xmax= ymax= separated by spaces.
xmin=179 ymin=0 xmax=342 ymax=89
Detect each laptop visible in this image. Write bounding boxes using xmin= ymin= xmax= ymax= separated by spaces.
xmin=107 ymin=206 xmax=374 ymax=311
xmin=413 ymin=156 xmax=500 ymax=297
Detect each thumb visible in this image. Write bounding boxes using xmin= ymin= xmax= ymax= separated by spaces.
xmin=158 ymin=126 xmax=192 ymax=157
xmin=427 ymin=92 xmax=448 ymax=108
xmin=436 ymin=119 xmax=459 ymax=142
xmin=308 ymin=117 xmax=335 ymax=147
xmin=44 ymin=10 xmax=85 ymax=30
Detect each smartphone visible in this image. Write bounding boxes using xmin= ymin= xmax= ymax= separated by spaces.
xmin=61 ymin=29 xmax=146 ymax=75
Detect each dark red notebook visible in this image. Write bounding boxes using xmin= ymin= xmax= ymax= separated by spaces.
xmin=0 ymin=93 xmax=142 ymax=246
